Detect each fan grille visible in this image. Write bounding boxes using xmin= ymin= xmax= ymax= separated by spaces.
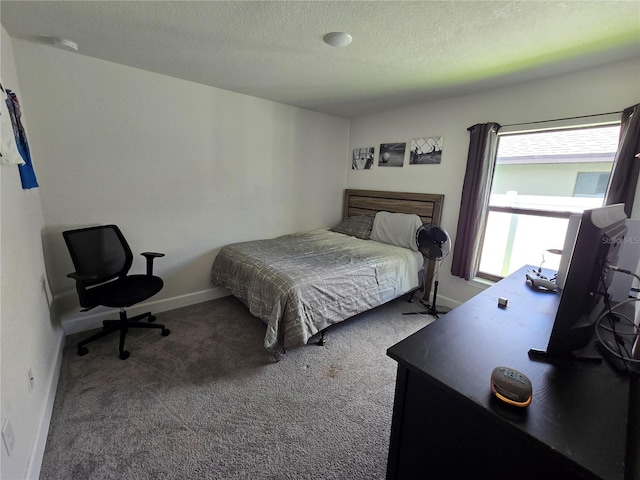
xmin=416 ymin=224 xmax=450 ymax=260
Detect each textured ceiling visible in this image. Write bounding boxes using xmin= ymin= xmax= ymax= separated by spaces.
xmin=2 ymin=1 xmax=639 ymax=119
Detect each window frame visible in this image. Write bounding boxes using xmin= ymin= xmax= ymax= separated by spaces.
xmin=475 ymin=119 xmax=621 ymax=282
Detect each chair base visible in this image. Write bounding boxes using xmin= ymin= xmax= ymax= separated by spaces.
xmin=77 ymin=309 xmax=170 ymax=360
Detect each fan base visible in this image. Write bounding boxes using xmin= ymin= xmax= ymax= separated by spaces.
xmin=403 ymin=300 xmax=447 ymax=318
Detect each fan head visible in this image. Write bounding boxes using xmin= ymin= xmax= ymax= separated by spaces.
xmin=416 ymin=223 xmax=451 ymax=260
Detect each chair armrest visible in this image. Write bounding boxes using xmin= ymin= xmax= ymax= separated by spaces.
xmin=67 ymin=272 xmax=98 ymax=282
xmin=141 ymin=252 xmax=165 ymax=276
xmin=67 ymin=272 xmax=98 ymax=310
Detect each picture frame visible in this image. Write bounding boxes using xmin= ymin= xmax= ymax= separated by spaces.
xmin=378 ymin=142 xmax=406 ymax=167
xmin=352 ymin=147 xmax=374 ymax=170
xmin=409 ymin=136 xmax=443 ymax=165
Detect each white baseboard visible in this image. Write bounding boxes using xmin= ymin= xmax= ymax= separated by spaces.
xmin=25 ymin=333 xmax=65 ymax=480
xmin=59 ymin=287 xmax=231 ymax=335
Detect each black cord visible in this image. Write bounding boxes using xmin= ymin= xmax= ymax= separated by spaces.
xmin=595 ymin=300 xmax=640 ymax=372
xmin=600 ymin=273 xmax=631 ymax=373
xmin=595 ymin=268 xmax=640 ymax=373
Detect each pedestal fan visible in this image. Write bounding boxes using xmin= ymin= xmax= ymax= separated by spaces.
xmin=406 ymin=223 xmax=451 ymax=317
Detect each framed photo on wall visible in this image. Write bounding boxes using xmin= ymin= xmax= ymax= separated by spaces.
xmin=379 ymin=142 xmax=406 ymax=167
xmin=352 ymin=147 xmax=374 ymax=170
xmin=409 ymin=136 xmax=443 ymax=164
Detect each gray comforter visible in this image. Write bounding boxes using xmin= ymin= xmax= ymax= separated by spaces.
xmin=210 ymin=228 xmax=422 ymax=353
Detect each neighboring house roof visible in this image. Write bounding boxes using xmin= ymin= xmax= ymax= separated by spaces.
xmin=497 ymin=125 xmax=620 ymax=164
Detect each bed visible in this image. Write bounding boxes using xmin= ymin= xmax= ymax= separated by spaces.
xmin=210 ymin=189 xmax=444 ymax=355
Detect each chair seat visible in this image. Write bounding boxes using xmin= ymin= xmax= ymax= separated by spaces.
xmin=85 ymin=275 xmax=163 ymax=308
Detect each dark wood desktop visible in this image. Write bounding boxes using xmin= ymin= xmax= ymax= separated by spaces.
xmin=386 ymin=265 xmax=638 ymax=480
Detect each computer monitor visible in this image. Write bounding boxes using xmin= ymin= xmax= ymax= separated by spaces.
xmin=529 ymin=203 xmax=628 ymax=362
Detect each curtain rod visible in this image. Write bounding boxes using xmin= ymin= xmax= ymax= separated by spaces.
xmin=503 ymin=110 xmax=622 ymax=128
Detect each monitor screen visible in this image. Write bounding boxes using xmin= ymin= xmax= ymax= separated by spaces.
xmin=529 ymin=203 xmax=628 ymax=362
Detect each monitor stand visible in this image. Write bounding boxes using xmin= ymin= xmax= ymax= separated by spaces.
xmin=528 ymin=347 xmax=603 ymax=364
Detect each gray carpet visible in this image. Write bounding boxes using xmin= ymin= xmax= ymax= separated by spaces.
xmin=40 ymin=295 xmax=435 ymax=479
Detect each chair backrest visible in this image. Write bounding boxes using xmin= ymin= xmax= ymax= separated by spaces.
xmin=63 ymin=225 xmax=133 ymax=286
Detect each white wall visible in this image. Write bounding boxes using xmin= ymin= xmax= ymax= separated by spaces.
xmin=4 ymin=28 xmax=639 ymax=479
xmin=3 ymin=36 xmax=348 ymax=477
xmin=347 ymin=58 xmax=640 ymax=307
xmin=10 ymin=38 xmax=350 ymax=331
xmin=1 ymin=27 xmax=64 ymax=480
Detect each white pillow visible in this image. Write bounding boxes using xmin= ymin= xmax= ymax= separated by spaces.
xmin=370 ymin=211 xmax=423 ymax=251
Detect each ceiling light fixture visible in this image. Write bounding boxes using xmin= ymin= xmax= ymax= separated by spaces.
xmin=323 ymin=32 xmax=352 ymax=48
xmin=52 ymin=38 xmax=79 ymax=52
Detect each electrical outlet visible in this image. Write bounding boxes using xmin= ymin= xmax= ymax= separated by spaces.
xmin=2 ymin=419 xmax=15 ymax=456
xmin=26 ymin=368 xmax=34 ymax=392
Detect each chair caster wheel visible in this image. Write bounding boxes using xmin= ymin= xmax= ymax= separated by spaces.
xmin=78 ymin=347 xmax=89 ymax=356
xmin=148 ymin=315 xmax=156 ymax=323
xmin=161 ymin=328 xmax=171 ymax=337
xmin=119 ymin=351 xmax=130 ymax=360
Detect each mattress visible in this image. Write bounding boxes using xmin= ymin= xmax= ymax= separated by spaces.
xmin=210 ymin=228 xmax=423 ymax=353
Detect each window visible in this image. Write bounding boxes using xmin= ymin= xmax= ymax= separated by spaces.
xmin=477 ymin=124 xmax=620 ymax=281
xmin=574 ymin=172 xmax=611 ymax=197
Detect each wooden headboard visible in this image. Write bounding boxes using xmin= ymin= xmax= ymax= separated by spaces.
xmin=343 ymin=189 xmax=444 ymax=225
xmin=343 ymin=189 xmax=445 ymax=301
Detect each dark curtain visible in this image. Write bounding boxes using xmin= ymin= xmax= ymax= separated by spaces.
xmin=450 ymin=122 xmax=501 ymax=280
xmin=605 ymin=103 xmax=640 ymax=217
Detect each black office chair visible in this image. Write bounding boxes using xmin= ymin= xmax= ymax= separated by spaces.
xmin=63 ymin=224 xmax=170 ymax=360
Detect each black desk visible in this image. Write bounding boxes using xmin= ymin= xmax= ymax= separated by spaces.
xmin=386 ymin=265 xmax=637 ymax=480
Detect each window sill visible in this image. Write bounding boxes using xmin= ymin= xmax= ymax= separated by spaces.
xmin=466 ymin=276 xmax=496 ymax=290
